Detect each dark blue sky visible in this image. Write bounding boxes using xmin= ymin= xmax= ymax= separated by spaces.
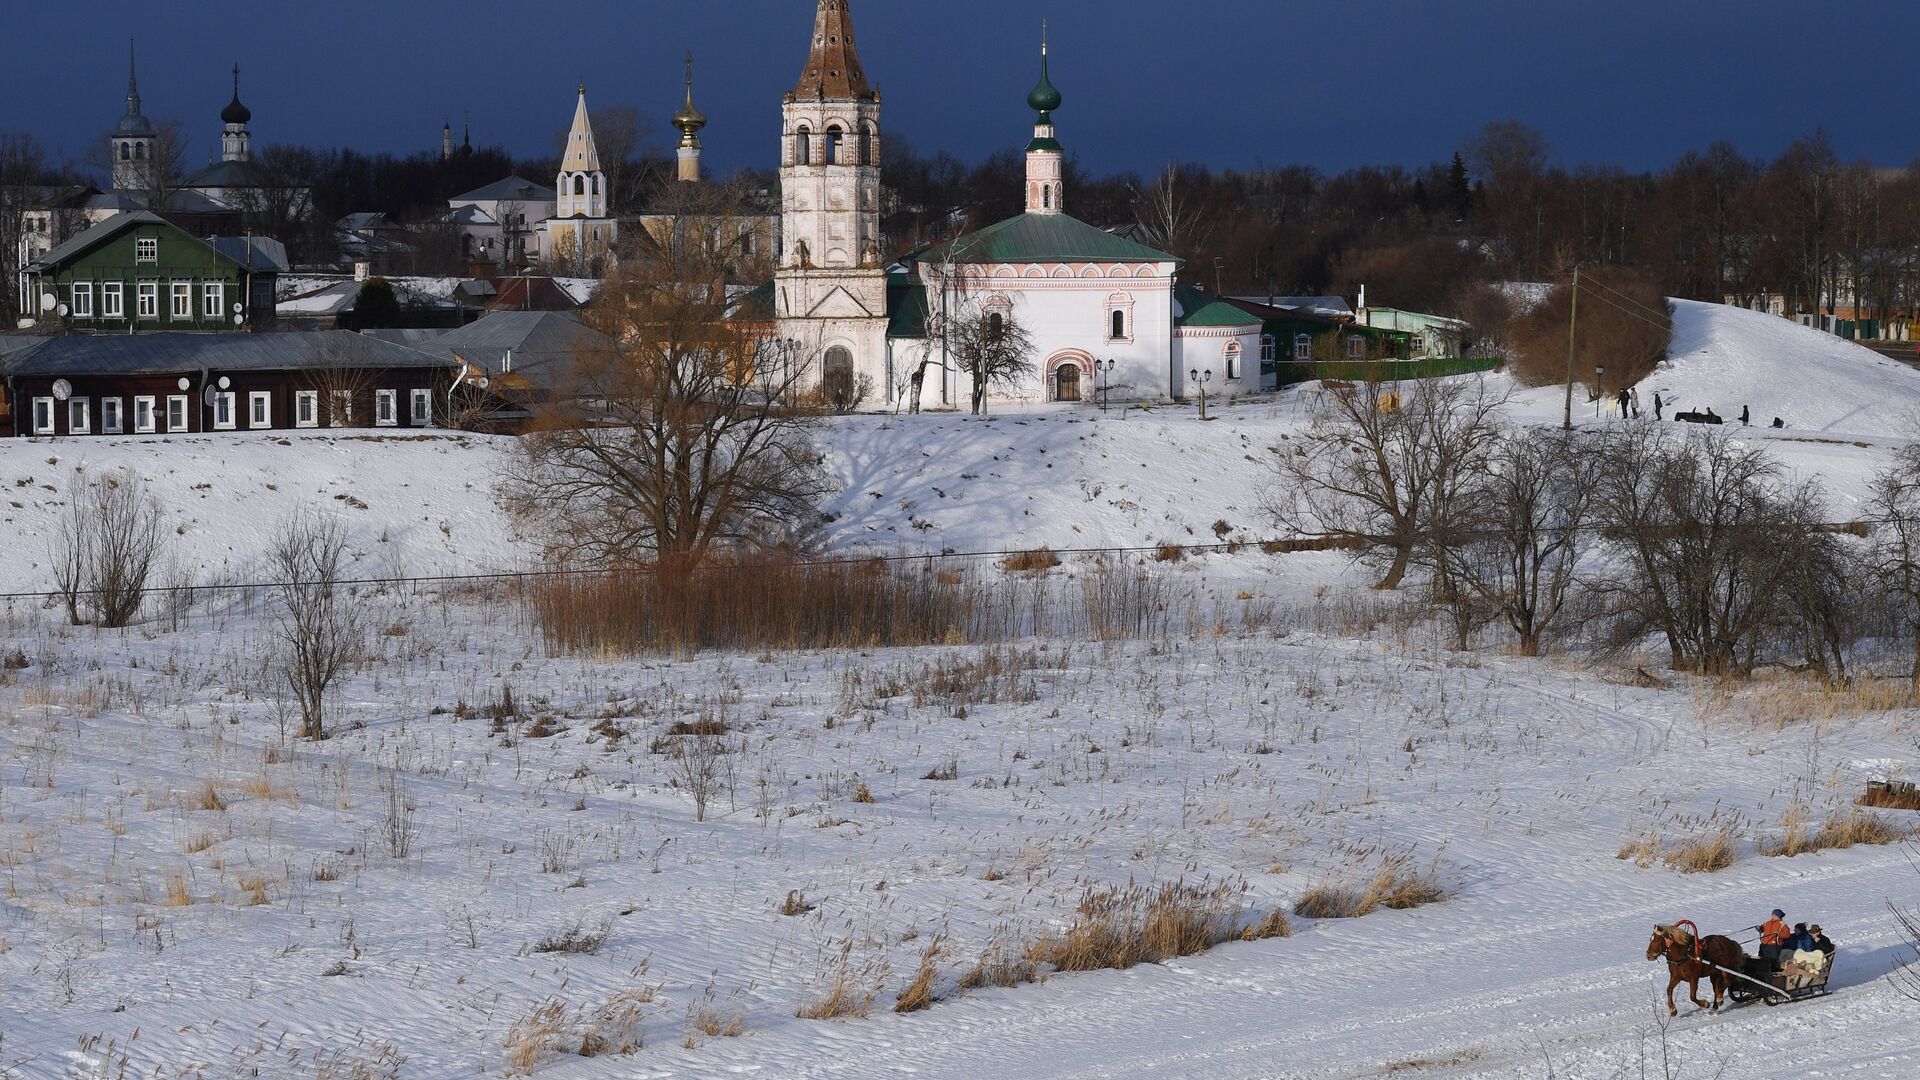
xmin=10 ymin=0 xmax=1916 ymax=179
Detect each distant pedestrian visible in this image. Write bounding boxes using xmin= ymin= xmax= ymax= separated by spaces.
xmin=1772 ymin=416 xmax=1785 ymax=429
xmin=1741 ymin=405 xmax=1751 ymax=427
xmin=1617 ymin=388 xmax=1631 ymax=418
xmin=1629 ymin=388 xmax=1642 ymax=419
xmin=1653 ymin=392 xmax=1664 ymax=420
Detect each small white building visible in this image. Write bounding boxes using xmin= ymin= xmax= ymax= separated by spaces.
xmin=448 ymin=178 xmax=556 ymax=270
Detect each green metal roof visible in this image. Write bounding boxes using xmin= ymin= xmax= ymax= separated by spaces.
xmin=886 ymin=274 xmax=930 ymax=339
xmin=913 ymin=213 xmax=1176 ymax=266
xmin=1025 ymin=136 xmax=1062 ymax=153
xmin=1175 ymin=284 xmax=1262 ymax=329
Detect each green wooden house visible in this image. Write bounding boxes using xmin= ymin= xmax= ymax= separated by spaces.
xmin=21 ymin=211 xmax=284 ymax=334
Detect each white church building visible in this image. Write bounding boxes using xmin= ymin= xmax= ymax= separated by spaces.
xmin=769 ymin=0 xmax=1264 ymax=408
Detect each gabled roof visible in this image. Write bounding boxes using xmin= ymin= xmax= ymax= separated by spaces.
xmin=429 ymin=310 xmax=615 ymax=389
xmin=208 ymin=236 xmax=289 ymax=273
xmin=912 ymin=213 xmax=1177 ymax=266
xmin=452 ymin=176 xmax=557 ymax=204
xmin=1174 ymin=284 xmax=1262 ymax=330
xmin=488 ymin=276 xmax=580 ymax=312
xmin=5 ymin=331 xmax=452 ymax=378
xmin=182 ymin=160 xmax=268 ymax=189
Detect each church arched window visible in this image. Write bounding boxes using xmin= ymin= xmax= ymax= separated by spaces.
xmin=825 ymin=125 xmax=844 ymax=166
xmin=119 ymin=144 xmax=130 ymax=162
xmin=1225 ymin=342 xmax=1242 ymax=381
xmin=795 ymin=127 xmax=812 ymax=166
xmin=135 ymin=143 xmax=147 ymax=161
xmin=591 ymin=175 xmax=600 ymax=197
xmin=986 ymin=311 xmax=1005 ymax=342
xmin=1042 ymin=185 xmax=1052 ymax=210
xmin=573 ymin=175 xmax=585 ymax=197
xmin=857 ymin=123 xmax=875 ymax=166
xmin=1110 ymin=309 xmax=1127 ymax=341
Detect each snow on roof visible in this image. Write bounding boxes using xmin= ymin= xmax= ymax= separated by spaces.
xmin=1229 ymin=295 xmax=1353 ymax=319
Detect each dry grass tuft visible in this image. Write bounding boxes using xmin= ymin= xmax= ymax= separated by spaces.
xmin=1002 ymin=548 xmax=1062 ymax=573
xmin=1763 ymin=809 xmax=1908 ymax=856
xmin=532 ymin=919 xmax=611 ymax=955
xmin=1153 ymin=542 xmax=1186 ymax=563
xmin=1663 ymin=827 xmax=1739 ymax=874
xmin=186 ymin=780 xmax=225 ymax=812
xmin=182 ymin=830 xmax=218 ymax=855
xmin=851 ymin=781 xmax=876 ymax=804
xmin=1616 ymin=832 xmax=1661 ymax=868
xmin=796 ymin=941 xmax=879 ymax=1021
xmin=1240 ymin=908 xmax=1294 ymax=941
xmin=577 ymin=988 xmax=651 ymax=1058
xmin=1026 ymin=879 xmax=1252 ymax=974
xmin=238 ymin=870 xmax=271 ymax=906
xmin=504 ymin=999 xmax=568 ymax=1076
xmin=894 ymin=936 xmax=945 ymax=1013
xmin=1294 ymin=858 xmax=1448 ymax=918
xmin=1695 ymin=677 xmax=1915 ymax=730
xmin=163 ymin=873 xmax=194 ymax=907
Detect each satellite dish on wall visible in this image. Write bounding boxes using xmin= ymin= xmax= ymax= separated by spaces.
xmin=217 ymin=376 xmax=232 ymax=390
xmin=233 ymin=314 xmax=245 ymax=326
xmin=39 ymin=293 xmax=56 ymax=313
xmin=51 ymin=379 xmax=72 ymax=401
xmin=177 ymin=377 xmax=191 ymax=391
xmin=56 ymin=303 xmax=69 ymax=318
xmin=203 ymin=385 xmax=218 ymax=407
xmin=232 ymin=302 xmax=244 ymax=314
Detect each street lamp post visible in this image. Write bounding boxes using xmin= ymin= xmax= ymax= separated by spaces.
xmin=1189 ymin=367 xmax=1214 ymax=421
xmin=1097 ymin=358 xmax=1116 ymax=413
xmin=1595 ymin=363 xmax=1605 ymax=420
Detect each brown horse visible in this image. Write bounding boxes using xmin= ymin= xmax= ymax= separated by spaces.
xmin=1646 ymin=923 xmax=1745 ymax=1015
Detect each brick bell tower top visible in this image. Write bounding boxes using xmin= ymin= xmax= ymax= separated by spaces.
xmin=789 ymin=0 xmax=878 ymax=102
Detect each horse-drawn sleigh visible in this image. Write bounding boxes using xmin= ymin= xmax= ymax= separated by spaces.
xmin=1646 ymin=921 xmax=1833 ymax=1014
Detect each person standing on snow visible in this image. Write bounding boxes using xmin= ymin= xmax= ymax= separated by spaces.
xmin=1629 ymin=387 xmax=1641 ymax=419
xmin=1617 ymin=388 xmax=1631 ymax=418
xmin=1653 ymin=392 xmax=1664 ymax=420
xmin=1741 ymin=405 xmax=1751 ymax=426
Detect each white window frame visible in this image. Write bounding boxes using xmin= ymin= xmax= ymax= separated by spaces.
xmin=133 ymin=396 xmax=156 ymax=433
xmin=203 ymin=281 xmax=225 ymax=319
xmin=71 ymin=282 xmax=94 ymax=319
xmin=1260 ymin=334 xmax=1276 ymax=363
xmin=135 ymin=237 xmax=157 ymax=263
xmin=1293 ymin=334 xmax=1313 ymax=361
xmin=1224 ymin=344 xmax=1242 ymax=382
xmin=330 ymin=390 xmax=352 ymax=428
xmin=212 ymin=391 xmax=236 ymax=431
xmin=101 ymin=397 xmax=123 ymax=434
xmin=67 ymin=397 xmax=91 ymax=434
xmin=170 ymin=282 xmax=193 ymax=321
xmin=1346 ymin=335 xmax=1367 ymax=360
xmin=249 ymin=391 xmax=272 ymax=429
xmin=136 ymin=282 xmax=158 ymax=320
xmin=166 ymin=395 xmax=189 ymax=433
xmin=32 ymin=397 xmax=55 ymax=435
xmin=102 ymin=282 xmax=124 ymax=318
xmin=295 ymin=390 xmax=318 ymax=428
xmin=374 ymin=388 xmax=398 ymax=427
xmin=409 ymin=388 xmax=431 ymax=427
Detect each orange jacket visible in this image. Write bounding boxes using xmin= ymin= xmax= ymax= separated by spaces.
xmin=1760 ymin=917 xmax=1789 ymax=945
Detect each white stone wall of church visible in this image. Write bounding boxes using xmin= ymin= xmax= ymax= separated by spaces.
xmin=910 ymin=267 xmax=1179 ymax=405
xmin=1172 ymin=325 xmax=1265 ymax=401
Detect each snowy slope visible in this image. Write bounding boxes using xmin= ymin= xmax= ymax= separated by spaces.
xmin=1640 ymin=300 xmax=1920 ymax=440
xmin=0 ymin=431 xmax=533 ymax=590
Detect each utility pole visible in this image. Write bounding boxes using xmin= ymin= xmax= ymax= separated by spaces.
xmin=1562 ymin=265 xmax=1580 ymax=431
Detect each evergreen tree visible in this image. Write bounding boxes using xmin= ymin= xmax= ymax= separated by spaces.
xmin=352 ymin=277 xmax=402 ymax=329
xmin=1447 ymin=152 xmax=1474 ymax=225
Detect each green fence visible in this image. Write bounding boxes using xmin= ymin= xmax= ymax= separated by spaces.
xmin=1276 ymin=356 xmax=1502 ymax=385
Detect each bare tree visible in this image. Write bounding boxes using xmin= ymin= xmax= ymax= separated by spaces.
xmin=1895 ymin=851 xmax=1920 ymax=1003
xmin=669 ymin=727 xmax=736 ymax=823
xmin=1131 ymin=163 xmax=1214 ymax=262
xmin=48 ymin=468 xmax=166 ymax=628
xmin=1592 ymin=427 xmax=1829 ymax=676
xmin=1266 ymin=377 xmax=1505 ymax=590
xmin=1866 ymin=443 xmax=1920 ymax=689
xmin=1446 ymin=428 xmax=1595 ymax=656
xmin=268 ymin=511 xmax=362 ymax=741
xmin=933 ymin=296 xmax=1035 ymax=416
xmin=502 ymin=193 xmax=831 ymax=567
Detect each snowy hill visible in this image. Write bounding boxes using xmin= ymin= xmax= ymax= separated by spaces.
xmin=1641 ymin=300 xmax=1920 ymax=439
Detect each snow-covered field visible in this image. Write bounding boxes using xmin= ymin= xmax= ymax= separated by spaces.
xmin=2 ymin=300 xmax=1918 ymax=1079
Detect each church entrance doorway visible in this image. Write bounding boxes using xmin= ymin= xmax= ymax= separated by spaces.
xmin=823 ymin=347 xmax=855 ymax=410
xmin=1054 ymin=363 xmax=1082 ymax=402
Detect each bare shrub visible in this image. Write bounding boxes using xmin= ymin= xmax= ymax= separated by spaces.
xmin=667 ymin=727 xmax=735 ymax=823
xmin=1861 ymin=782 xmax=1920 ymax=812
xmin=49 ymin=468 xmax=166 ymax=627
xmin=1508 ymin=266 xmax=1671 ymax=391
xmin=1079 ymin=558 xmax=1180 ymax=641
xmin=381 ymin=772 xmax=417 ymax=860
xmin=1294 ymin=858 xmax=1448 ymax=918
xmin=532 ymin=919 xmax=612 ymax=955
xmin=268 ymin=511 xmax=363 ymax=740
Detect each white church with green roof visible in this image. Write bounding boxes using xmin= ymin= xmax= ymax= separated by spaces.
xmin=772 ymin=0 xmax=1263 ymax=409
